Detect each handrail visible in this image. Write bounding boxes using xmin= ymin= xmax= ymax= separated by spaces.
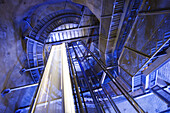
xmin=66 ymin=43 xmax=85 ymax=113
xmin=81 ymin=41 xmax=145 ymax=113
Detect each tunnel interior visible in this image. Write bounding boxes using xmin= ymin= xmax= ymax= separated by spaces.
xmin=0 ymin=0 xmax=170 ymax=113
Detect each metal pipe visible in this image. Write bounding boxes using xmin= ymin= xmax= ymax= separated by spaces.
xmin=84 ymin=58 xmax=119 ymax=113
xmin=77 ymin=45 xmax=108 ymax=112
xmin=124 ymin=46 xmax=151 ymax=58
xmin=76 ymin=44 xmax=120 ymax=113
xmin=1 ymin=83 xmax=38 ymax=97
xmin=75 ymin=46 xmax=107 ymax=112
xmin=69 ymin=51 xmax=88 ymax=113
xmin=138 ymin=9 xmax=170 ymax=16
xmin=89 ymin=77 xmax=110 ymax=113
xmin=67 ymin=53 xmax=79 ymax=113
xmin=108 ymin=83 xmax=118 ymax=96
xmin=81 ymin=41 xmax=145 ymax=113
xmin=84 ymin=61 xmax=119 ymax=113
xmin=66 ymin=43 xmax=85 ymax=113
xmin=71 ymin=43 xmax=103 ymax=113
xmin=102 ymin=86 xmax=121 ymax=113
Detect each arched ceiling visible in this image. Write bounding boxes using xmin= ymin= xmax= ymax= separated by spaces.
xmin=26 ymin=4 xmax=99 ymax=82
xmin=0 ymin=1 xmax=100 ymax=112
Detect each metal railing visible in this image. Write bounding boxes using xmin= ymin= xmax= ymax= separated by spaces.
xmin=80 ymin=41 xmax=145 ymax=113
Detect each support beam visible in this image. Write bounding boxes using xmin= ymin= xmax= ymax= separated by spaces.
xmin=119 ymin=65 xmax=133 ymax=77
xmin=102 ymin=86 xmax=121 ymax=113
xmin=68 ymin=47 xmax=88 ymax=113
xmin=71 ymin=43 xmax=103 ymax=113
xmin=124 ymin=46 xmax=151 ymax=58
xmin=118 ymin=0 xmax=147 ymax=64
xmin=1 ymin=83 xmax=38 ymax=96
xmin=52 ymin=25 xmax=99 ymax=33
xmin=76 ymin=42 xmax=120 ymax=113
xmin=21 ymin=65 xmax=44 ymax=72
xmin=25 ymin=37 xmax=44 ymax=45
xmin=101 ymin=12 xmax=122 ymax=19
xmin=70 ymin=74 xmax=79 ymax=112
xmin=23 ymin=20 xmax=33 ymax=29
xmin=77 ymin=44 xmax=120 ymax=112
xmin=66 ymin=43 xmax=84 ymax=113
xmin=78 ymin=6 xmax=85 ymax=28
xmin=139 ymin=9 xmax=170 ymax=16
xmin=81 ymin=41 xmax=145 ymax=113
xmin=46 ymin=35 xmax=98 ymax=45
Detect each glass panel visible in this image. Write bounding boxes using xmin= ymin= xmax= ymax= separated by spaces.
xmin=34 ymin=45 xmax=62 ymax=113
xmin=31 ymin=44 xmax=75 ymax=113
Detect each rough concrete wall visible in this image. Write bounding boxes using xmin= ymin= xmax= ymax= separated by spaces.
xmin=72 ymin=0 xmax=102 ymax=20
xmin=0 ymin=0 xmax=46 ymax=112
xmin=72 ymin=0 xmax=114 ymax=65
xmin=0 ymin=2 xmax=33 ymax=112
xmin=0 ymin=0 xmax=77 ymax=112
xmin=28 ymin=2 xmax=82 ymax=29
xmin=0 ymin=0 xmax=96 ymax=112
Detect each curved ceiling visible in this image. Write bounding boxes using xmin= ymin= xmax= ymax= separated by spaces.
xmin=26 ymin=7 xmax=99 ymax=83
